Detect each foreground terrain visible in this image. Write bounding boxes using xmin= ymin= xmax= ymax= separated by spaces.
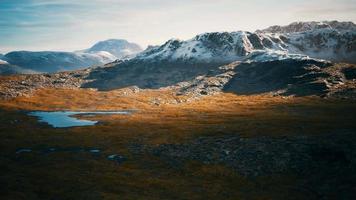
xmin=0 ymin=88 xmax=355 ymax=199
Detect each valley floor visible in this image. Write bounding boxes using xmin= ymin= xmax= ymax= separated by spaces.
xmin=0 ymin=88 xmax=355 ymax=199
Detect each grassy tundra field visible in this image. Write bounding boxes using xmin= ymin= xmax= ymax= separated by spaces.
xmin=0 ymin=88 xmax=355 ymax=199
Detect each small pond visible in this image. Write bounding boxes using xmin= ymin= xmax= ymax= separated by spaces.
xmin=28 ymin=111 xmax=131 ymax=128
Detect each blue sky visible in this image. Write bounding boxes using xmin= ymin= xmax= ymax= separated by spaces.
xmin=0 ymin=0 xmax=355 ymax=53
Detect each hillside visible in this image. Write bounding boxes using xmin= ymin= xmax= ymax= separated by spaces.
xmin=80 ymin=21 xmax=356 ymax=98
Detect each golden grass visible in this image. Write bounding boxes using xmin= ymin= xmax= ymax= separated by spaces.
xmin=1 ymin=88 xmax=355 ymax=142
xmin=0 ymin=88 xmax=355 ymax=199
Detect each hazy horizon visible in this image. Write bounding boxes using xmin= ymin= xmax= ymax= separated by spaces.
xmin=1 ymin=0 xmax=356 ymax=53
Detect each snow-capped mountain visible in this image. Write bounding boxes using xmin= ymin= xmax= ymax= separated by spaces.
xmin=136 ymin=32 xmax=254 ymax=63
xmin=242 ymin=50 xmax=309 ymax=63
xmin=135 ymin=21 xmax=356 ymax=63
xmin=0 ymin=39 xmax=142 ymax=75
xmin=83 ymin=21 xmax=355 ymax=92
xmin=2 ymin=21 xmax=354 ymax=76
xmin=271 ymin=28 xmax=356 ymax=63
xmin=2 ymin=51 xmax=114 ymax=73
xmin=84 ymin=39 xmax=142 ymax=59
xmin=259 ymin=21 xmax=356 ymax=63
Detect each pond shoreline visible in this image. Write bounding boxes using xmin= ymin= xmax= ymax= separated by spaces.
xmin=27 ymin=110 xmax=134 ymax=128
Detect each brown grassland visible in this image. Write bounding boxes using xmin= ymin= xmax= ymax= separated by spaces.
xmin=0 ymin=88 xmax=355 ymax=199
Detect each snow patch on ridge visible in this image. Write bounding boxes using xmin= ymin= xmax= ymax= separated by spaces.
xmin=0 ymin=59 xmax=8 ymax=64
xmin=135 ymin=21 xmax=356 ymax=63
xmin=243 ymin=50 xmax=309 ymax=63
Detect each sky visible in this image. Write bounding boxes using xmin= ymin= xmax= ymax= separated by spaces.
xmin=0 ymin=0 xmax=355 ymax=53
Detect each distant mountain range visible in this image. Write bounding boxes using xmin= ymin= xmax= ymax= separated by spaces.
xmin=0 ymin=39 xmax=142 ymax=75
xmin=1 ymin=21 xmax=355 ymax=76
xmin=1 ymin=21 xmax=356 ymax=99
xmin=82 ymin=39 xmax=142 ymax=59
xmin=82 ymin=21 xmax=356 ymax=98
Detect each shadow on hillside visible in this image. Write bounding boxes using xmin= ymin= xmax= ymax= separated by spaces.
xmin=223 ymin=59 xmax=333 ymax=97
xmin=82 ymin=58 xmax=337 ymax=97
xmin=82 ymin=60 xmax=227 ymax=91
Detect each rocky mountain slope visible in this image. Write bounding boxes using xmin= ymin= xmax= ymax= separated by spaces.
xmin=259 ymin=21 xmax=356 ymax=63
xmin=2 ymin=54 xmax=355 ymax=100
xmin=135 ymin=21 xmax=356 ymax=63
xmin=175 ymin=57 xmax=356 ymax=98
xmin=80 ymin=21 xmax=355 ymax=97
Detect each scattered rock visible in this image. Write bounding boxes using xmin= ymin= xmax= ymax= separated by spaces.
xmin=0 ymin=70 xmax=89 ymax=99
xmin=89 ymin=149 xmax=101 ymax=153
xmin=107 ymin=154 xmax=126 ymax=164
xmin=16 ymin=149 xmax=32 ymax=154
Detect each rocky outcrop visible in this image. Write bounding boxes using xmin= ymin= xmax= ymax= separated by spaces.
xmin=0 ymin=70 xmax=89 ymax=99
xmin=82 ymin=60 xmax=227 ymax=91
xmin=175 ymin=58 xmax=356 ymax=98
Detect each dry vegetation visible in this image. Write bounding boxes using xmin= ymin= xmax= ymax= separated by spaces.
xmin=0 ymin=88 xmax=355 ymax=199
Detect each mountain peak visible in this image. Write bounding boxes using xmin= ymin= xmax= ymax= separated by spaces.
xmin=132 ymin=21 xmax=356 ymax=64
xmin=86 ymin=39 xmax=143 ymax=59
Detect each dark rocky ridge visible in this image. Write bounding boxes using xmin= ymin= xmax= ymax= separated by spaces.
xmin=1 ymin=58 xmax=355 ymax=100
xmin=82 ymin=60 xmax=230 ymax=90
xmin=81 ymin=56 xmax=356 ymax=98
xmin=223 ymin=59 xmax=334 ymax=96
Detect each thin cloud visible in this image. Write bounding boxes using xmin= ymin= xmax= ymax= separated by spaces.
xmin=0 ymin=0 xmax=355 ymax=53
xmin=292 ymin=0 xmax=356 ymax=21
